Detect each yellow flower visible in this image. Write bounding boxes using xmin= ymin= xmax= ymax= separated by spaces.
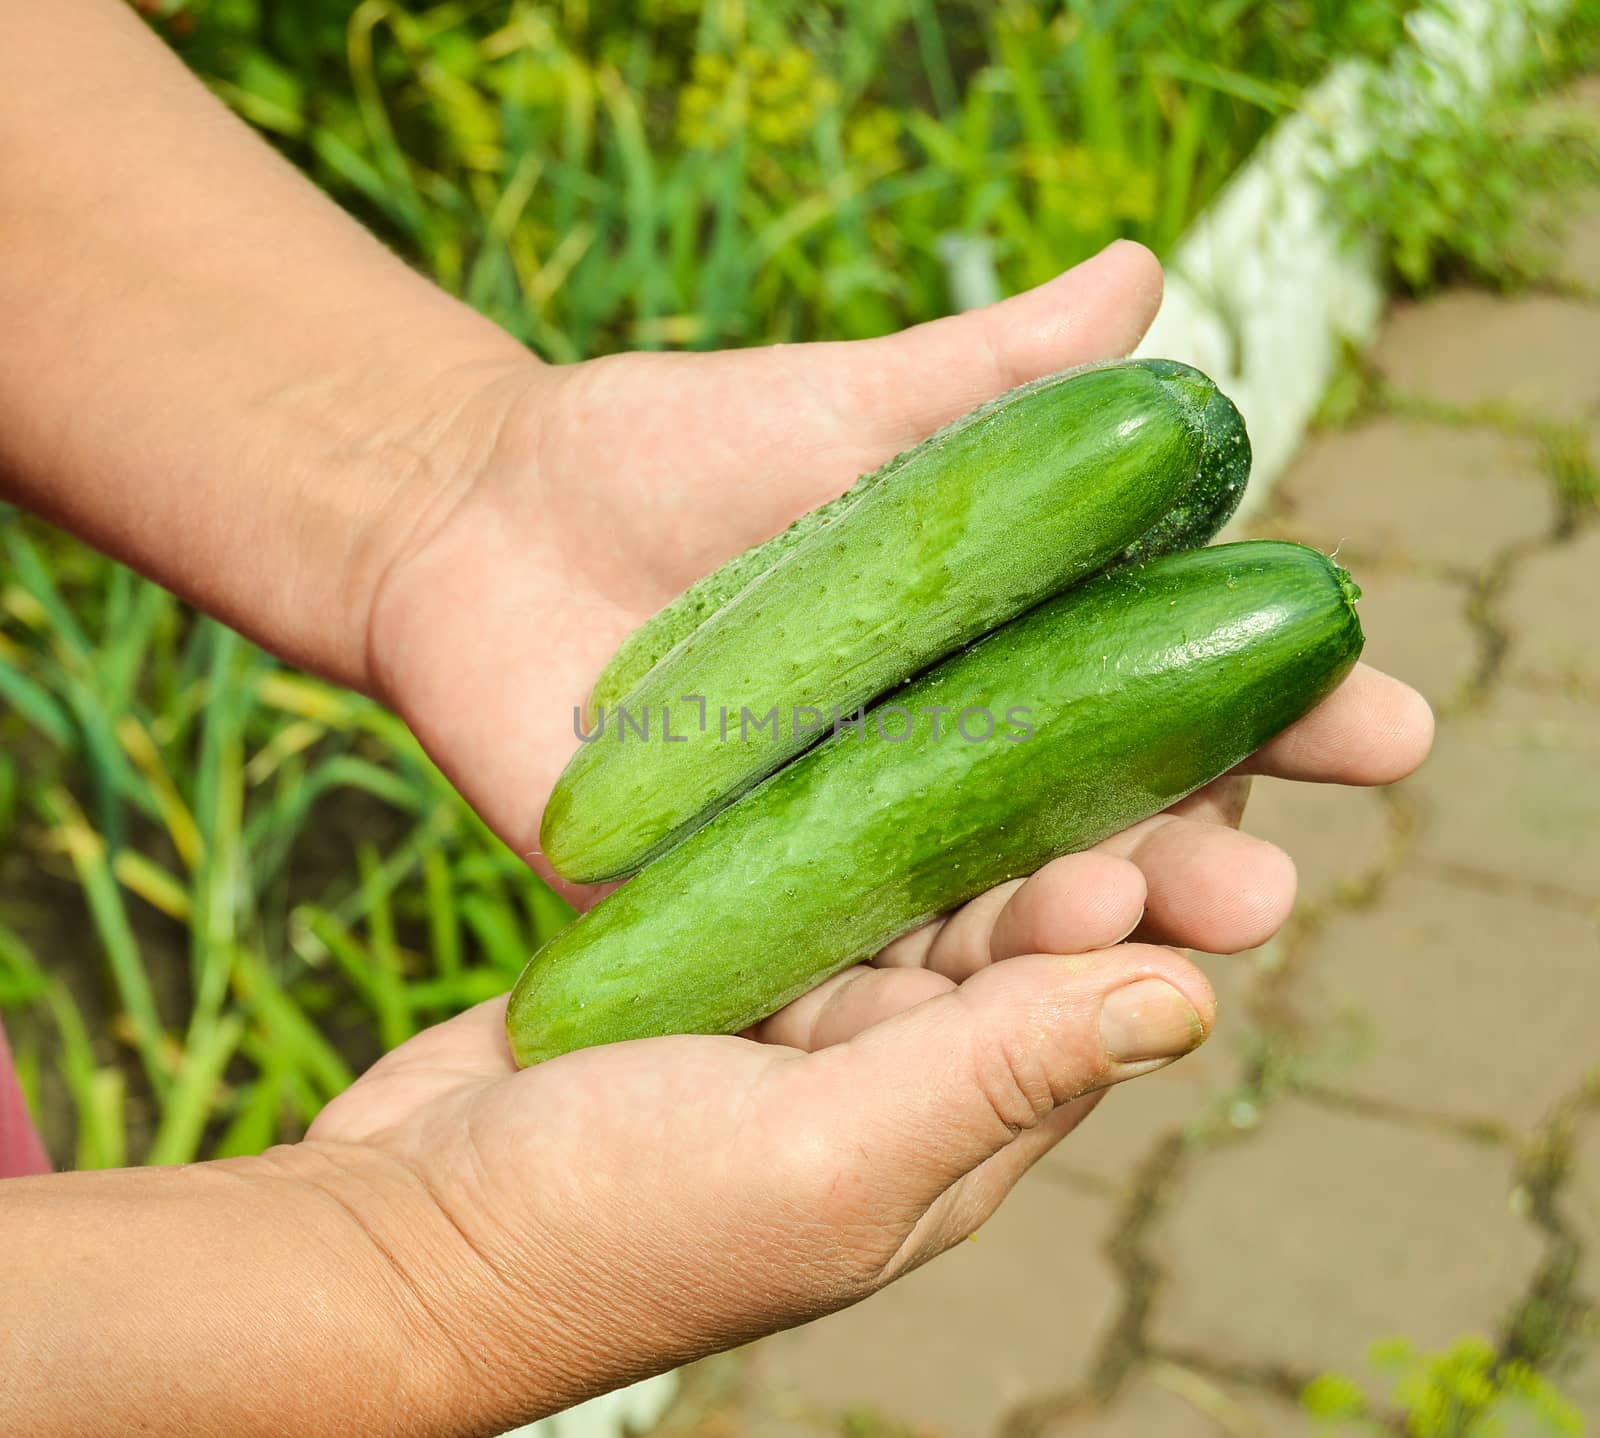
xmin=1021 ymin=143 xmax=1158 ymax=227
xmin=677 ymin=40 xmax=833 ymax=152
xmin=692 ymin=51 xmax=729 ymax=84
xmin=845 ymin=104 xmax=902 ymax=165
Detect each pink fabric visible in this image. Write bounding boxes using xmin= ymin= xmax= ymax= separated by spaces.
xmin=0 ymin=1018 xmax=51 ymax=1177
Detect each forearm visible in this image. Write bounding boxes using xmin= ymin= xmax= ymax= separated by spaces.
xmin=0 ymin=0 xmax=534 ymax=688
xmin=0 ymin=1146 xmax=486 ymax=1437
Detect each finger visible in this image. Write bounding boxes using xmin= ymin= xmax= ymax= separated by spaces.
xmin=1094 ymin=813 xmax=1297 ymax=953
xmin=831 ymin=240 xmax=1165 ymax=449
xmin=749 ymin=964 xmax=955 ymax=1052
xmin=791 ymin=945 xmax=1213 ymax=1207
xmin=873 ymin=907 xmax=983 ymax=970
xmin=872 ymin=775 xmax=1261 ymax=979
xmin=894 ymin=880 xmax=1021 ymax=974
xmin=885 ymin=1090 xmax=1110 ymax=1277
xmin=981 ymin=853 xmax=1148 ymax=969
xmin=875 ymin=852 xmax=1145 ymax=981
xmin=1240 ymin=664 xmax=1434 ymax=785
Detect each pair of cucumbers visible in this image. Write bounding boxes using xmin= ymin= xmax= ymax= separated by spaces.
xmin=508 ymin=359 xmax=1363 ymax=1065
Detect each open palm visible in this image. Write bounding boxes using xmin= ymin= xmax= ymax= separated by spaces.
xmin=305 ymin=840 xmax=1227 ymax=1424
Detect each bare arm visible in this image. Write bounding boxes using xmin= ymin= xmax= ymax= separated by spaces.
xmin=0 ymin=0 xmax=534 ymax=688
xmin=0 ymin=1146 xmax=482 ymax=1437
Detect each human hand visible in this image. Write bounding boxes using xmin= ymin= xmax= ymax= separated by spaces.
xmin=365 ymin=241 xmax=1431 ymax=917
xmin=363 ymin=241 xmax=1171 ymax=892
xmin=243 ymin=234 xmax=1427 ymax=1423
xmin=0 ymin=679 xmax=1426 ymax=1438
xmin=300 ymin=674 xmax=1426 ymax=1429
xmin=0 ymin=8 xmax=1429 ymax=932
xmin=0 ymin=21 xmax=1434 ymax=1431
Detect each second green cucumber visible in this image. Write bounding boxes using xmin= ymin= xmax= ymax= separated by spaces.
xmin=510 ymin=541 xmax=1362 ymax=1065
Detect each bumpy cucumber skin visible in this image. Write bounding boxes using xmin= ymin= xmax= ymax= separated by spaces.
xmin=587 ymin=357 xmax=1250 ymax=717
xmin=1118 ymin=361 xmax=1251 ymax=562
xmin=545 ymin=360 xmax=1239 ymax=883
xmin=588 ymin=451 xmax=901 ymax=716
xmin=509 ymin=541 xmax=1363 ymax=1066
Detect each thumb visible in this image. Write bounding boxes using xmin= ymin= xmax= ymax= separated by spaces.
xmin=832 ymin=239 xmax=1165 ymax=448
xmin=806 ymin=946 xmax=1212 ymax=1208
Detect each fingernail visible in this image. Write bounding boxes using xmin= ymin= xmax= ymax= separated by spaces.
xmin=1099 ymin=979 xmax=1204 ymax=1064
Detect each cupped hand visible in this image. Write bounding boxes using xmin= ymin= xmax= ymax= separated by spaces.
xmin=303 ymin=808 xmax=1214 ymax=1426
xmin=303 ymin=672 xmax=1428 ymax=1426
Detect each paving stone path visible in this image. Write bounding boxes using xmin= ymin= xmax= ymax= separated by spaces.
xmin=648 ymin=135 xmax=1600 ymax=1438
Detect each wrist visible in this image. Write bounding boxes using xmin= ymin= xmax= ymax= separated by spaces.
xmin=0 ymin=0 xmax=548 ymax=694
xmin=286 ymin=343 xmax=539 ymax=694
xmin=279 ymin=1134 xmax=629 ymax=1434
xmin=251 ymin=1138 xmax=510 ymax=1433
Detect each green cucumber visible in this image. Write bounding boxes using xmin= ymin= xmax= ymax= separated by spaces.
xmin=586 ymin=356 xmax=1247 ymax=720
xmin=509 ymin=540 xmax=1361 ymax=1065
xmin=544 ymin=358 xmax=1250 ymax=883
xmin=586 ymin=449 xmax=899 ymax=718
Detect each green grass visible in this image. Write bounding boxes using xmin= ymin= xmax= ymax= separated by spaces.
xmin=1325 ymin=1 xmax=1600 ymax=296
xmin=1 ymin=514 xmax=570 ymax=1165
xmin=152 ymin=0 xmax=1407 ymax=356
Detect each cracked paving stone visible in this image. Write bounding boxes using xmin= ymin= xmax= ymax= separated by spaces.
xmin=1269 ymin=419 xmax=1556 ymax=572
xmin=649 ymin=1352 xmax=840 ymax=1438
xmin=1402 ymin=684 xmax=1600 ymax=901
xmin=1287 ymin=872 xmax=1600 ymax=1130
xmin=1349 ymin=569 xmax=1481 ymax=713
xmin=1147 ymin=1098 xmax=1543 ymax=1382
xmin=1532 ymin=1307 xmax=1600 ymax=1438
xmin=1036 ymin=1365 xmax=1322 ymax=1437
xmin=1472 ymin=1384 xmax=1599 ymax=1438
xmin=1499 ymin=525 xmax=1600 ymax=697
xmin=1373 ymin=293 xmax=1600 ymax=424
xmin=748 ymin=1178 xmax=1120 ymax=1438
xmin=1037 ymin=957 xmax=1253 ymax=1191
xmin=1243 ymin=778 xmax=1391 ymax=911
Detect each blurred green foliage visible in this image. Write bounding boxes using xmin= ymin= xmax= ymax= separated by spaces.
xmin=1 ymin=515 xmax=572 ymax=1166
xmin=1327 ymin=0 xmax=1600 ymax=292
xmin=137 ymin=0 xmax=1407 ymax=356
xmin=1303 ymin=1336 xmax=1584 ymax=1437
